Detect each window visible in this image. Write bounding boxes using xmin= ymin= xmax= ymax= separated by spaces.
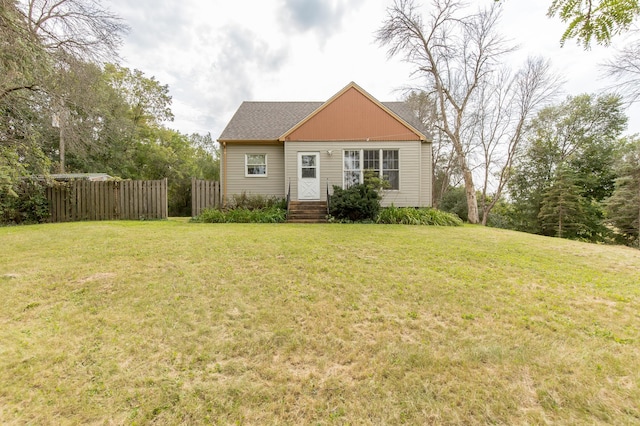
xmin=300 ymin=154 xmax=317 ymax=178
xmin=245 ymin=154 xmax=267 ymax=177
xmin=343 ymin=149 xmax=399 ymax=190
xmin=363 ymin=149 xmax=380 ymax=176
xmin=344 ymin=150 xmax=360 ymax=188
xmin=382 ymin=150 xmax=399 ymax=190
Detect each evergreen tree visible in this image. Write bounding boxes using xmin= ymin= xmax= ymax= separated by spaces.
xmin=538 ymin=167 xmax=587 ymax=238
xmin=606 ymin=138 xmax=640 ymax=246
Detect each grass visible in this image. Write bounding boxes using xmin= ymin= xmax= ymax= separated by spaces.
xmin=1 ymin=221 xmax=639 ymax=424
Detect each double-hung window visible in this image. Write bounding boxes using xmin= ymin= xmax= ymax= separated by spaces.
xmin=343 ymin=149 xmax=399 ymax=190
xmin=245 ymin=154 xmax=267 ymax=177
xmin=382 ymin=150 xmax=399 ymax=190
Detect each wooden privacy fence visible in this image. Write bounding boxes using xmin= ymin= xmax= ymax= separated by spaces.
xmin=191 ymin=178 xmax=221 ymax=217
xmin=46 ymin=179 xmax=168 ymax=222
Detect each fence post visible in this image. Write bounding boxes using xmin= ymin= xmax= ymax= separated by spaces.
xmin=191 ymin=177 xmax=197 ymax=217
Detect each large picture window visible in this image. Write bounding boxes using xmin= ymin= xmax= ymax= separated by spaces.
xmin=343 ymin=149 xmax=399 ymax=190
xmin=245 ymin=154 xmax=267 ymax=177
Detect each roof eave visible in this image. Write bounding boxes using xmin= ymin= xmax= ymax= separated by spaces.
xmin=218 ymin=139 xmax=283 ymax=145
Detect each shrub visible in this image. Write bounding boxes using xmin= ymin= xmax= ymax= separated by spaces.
xmin=194 ymin=193 xmax=287 ymax=223
xmin=329 ymin=183 xmax=381 ymax=222
xmin=194 ymin=208 xmax=227 ymax=223
xmin=228 ymin=192 xmax=286 ymax=210
xmin=194 ymin=206 xmax=286 ymax=223
xmin=440 ymin=186 xmax=469 ymax=222
xmin=0 ymin=178 xmax=50 ymax=225
xmin=376 ymin=205 xmax=463 ymax=226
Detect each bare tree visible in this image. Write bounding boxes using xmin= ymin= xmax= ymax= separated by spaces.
xmin=475 ymin=57 xmax=562 ymax=225
xmin=377 ymin=0 xmax=513 ymax=223
xmin=2 ymin=0 xmax=127 ymax=99
xmin=404 ymin=90 xmax=459 ymax=207
xmin=20 ymin=0 xmax=128 ymax=62
xmin=602 ymin=38 xmax=640 ymax=104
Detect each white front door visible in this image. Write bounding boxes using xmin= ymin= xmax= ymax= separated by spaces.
xmin=298 ymin=152 xmax=320 ymax=200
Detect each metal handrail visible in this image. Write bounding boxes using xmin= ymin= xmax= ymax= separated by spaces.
xmin=286 ymin=178 xmax=291 ymax=212
xmin=326 ymin=178 xmax=330 ymax=215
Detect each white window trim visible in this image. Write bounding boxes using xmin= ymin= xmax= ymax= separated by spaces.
xmin=245 ymin=153 xmax=267 ymax=178
xmin=342 ymin=149 xmax=400 ymax=191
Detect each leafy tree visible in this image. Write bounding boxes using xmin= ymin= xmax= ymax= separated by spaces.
xmin=104 ymin=64 xmax=173 ymax=128
xmin=496 ymin=0 xmax=640 ymax=47
xmin=1 ymin=0 xmax=52 ymax=182
xmin=1 ymin=1 xmax=222 ymax=220
xmin=508 ymin=93 xmax=627 ymax=240
xmin=0 ymin=0 xmax=49 ymax=100
xmin=606 ymin=137 xmax=640 ymax=246
xmin=46 ymin=59 xmax=136 ymax=172
xmin=1 ymin=0 xmax=127 ymax=189
xmin=549 ymin=0 xmax=639 ymax=47
xmin=189 ymin=133 xmax=220 ymax=181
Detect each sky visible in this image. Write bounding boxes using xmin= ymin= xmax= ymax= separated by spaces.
xmin=107 ymin=0 xmax=640 ymax=139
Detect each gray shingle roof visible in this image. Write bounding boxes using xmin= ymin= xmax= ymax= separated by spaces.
xmin=218 ymin=100 xmax=429 ymax=141
xmin=219 ymin=102 xmax=321 ymax=141
xmin=383 ymin=102 xmax=429 ymax=136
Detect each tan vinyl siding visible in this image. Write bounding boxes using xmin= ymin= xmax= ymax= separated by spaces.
xmin=285 ymin=141 xmax=428 ymax=207
xmin=421 ymin=142 xmax=433 ymax=207
xmin=224 ymin=143 xmax=285 ymax=201
xmin=284 ymin=142 xmax=339 ymax=202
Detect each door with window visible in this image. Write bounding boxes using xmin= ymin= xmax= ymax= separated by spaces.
xmin=298 ymin=152 xmax=320 ymax=200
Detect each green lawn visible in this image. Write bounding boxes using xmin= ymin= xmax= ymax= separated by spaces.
xmin=1 ymin=221 xmax=639 ymax=424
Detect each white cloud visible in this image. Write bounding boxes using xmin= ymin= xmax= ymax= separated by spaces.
xmin=107 ymin=0 xmax=640 ymax=138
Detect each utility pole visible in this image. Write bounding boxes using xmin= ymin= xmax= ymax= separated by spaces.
xmin=53 ymin=104 xmax=66 ymax=173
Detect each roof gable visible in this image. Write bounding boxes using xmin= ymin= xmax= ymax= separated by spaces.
xmin=218 ymin=82 xmax=429 ymax=143
xmin=280 ymin=82 xmax=425 ymax=142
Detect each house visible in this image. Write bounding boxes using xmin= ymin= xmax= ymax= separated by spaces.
xmin=218 ymin=82 xmax=432 ymax=212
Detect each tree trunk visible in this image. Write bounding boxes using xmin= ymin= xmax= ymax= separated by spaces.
xmin=481 ymin=204 xmax=489 ymax=226
xmin=558 ymin=203 xmax=564 ymax=238
xmin=463 ymin=168 xmax=479 ymax=224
